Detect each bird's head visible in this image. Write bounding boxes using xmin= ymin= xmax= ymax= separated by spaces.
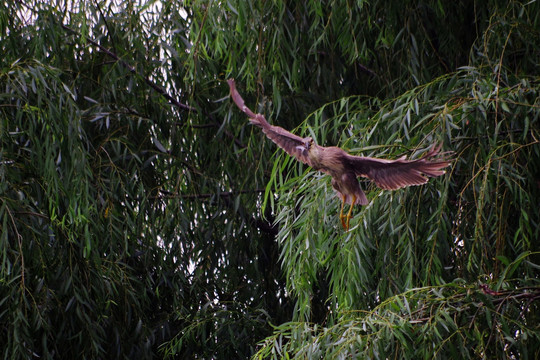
xmin=296 ymin=137 xmax=314 ymax=156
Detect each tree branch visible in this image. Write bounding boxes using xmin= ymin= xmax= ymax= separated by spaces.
xmin=60 ymin=23 xmax=246 ymax=148
xmin=156 ymin=188 xmax=266 ymax=200
xmin=60 ymin=23 xmax=195 ymax=113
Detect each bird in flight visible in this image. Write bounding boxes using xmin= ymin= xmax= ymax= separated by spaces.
xmin=228 ymin=80 xmax=451 ymax=230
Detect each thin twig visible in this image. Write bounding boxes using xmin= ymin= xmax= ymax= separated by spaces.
xmin=155 ymin=188 xmax=266 ymax=200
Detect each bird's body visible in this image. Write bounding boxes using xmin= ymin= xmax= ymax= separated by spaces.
xmin=228 ymin=80 xmax=451 ymax=230
xmin=306 ymin=144 xmax=368 ymax=206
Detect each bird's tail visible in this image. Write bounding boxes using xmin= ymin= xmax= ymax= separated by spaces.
xmin=337 ymin=189 xmax=369 ymax=206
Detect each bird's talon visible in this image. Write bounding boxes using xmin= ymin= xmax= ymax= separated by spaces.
xmin=340 ymin=217 xmax=347 ymax=230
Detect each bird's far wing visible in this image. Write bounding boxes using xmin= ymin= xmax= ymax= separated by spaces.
xmin=228 ymin=79 xmax=312 ymax=166
xmin=228 ymin=79 xmax=258 ymax=118
xmin=346 ymin=145 xmax=451 ymax=190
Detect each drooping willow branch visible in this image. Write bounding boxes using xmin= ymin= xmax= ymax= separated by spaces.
xmin=59 ymin=23 xmax=245 ymax=148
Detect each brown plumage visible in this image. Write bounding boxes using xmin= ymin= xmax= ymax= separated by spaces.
xmin=228 ymin=79 xmax=451 ymax=230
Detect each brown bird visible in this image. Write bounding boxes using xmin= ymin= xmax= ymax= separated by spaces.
xmin=228 ymin=79 xmax=451 ymax=230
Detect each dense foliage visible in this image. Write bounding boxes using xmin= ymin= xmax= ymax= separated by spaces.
xmin=1 ymin=0 xmax=538 ymax=359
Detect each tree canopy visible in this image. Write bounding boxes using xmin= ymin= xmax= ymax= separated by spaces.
xmin=1 ymin=0 xmax=539 ymax=359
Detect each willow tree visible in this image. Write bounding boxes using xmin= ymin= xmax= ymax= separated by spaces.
xmin=1 ymin=0 xmax=539 ymax=359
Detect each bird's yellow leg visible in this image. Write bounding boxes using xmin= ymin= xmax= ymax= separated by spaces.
xmin=345 ymin=195 xmax=356 ymax=231
xmin=339 ymin=199 xmax=348 ymax=230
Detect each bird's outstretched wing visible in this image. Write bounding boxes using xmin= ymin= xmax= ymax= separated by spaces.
xmin=228 ymin=79 xmax=312 ymax=166
xmin=346 ymin=145 xmax=451 ymax=190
